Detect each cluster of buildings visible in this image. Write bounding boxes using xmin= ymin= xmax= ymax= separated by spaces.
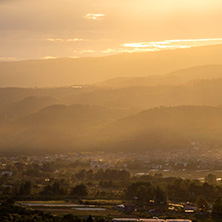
xmin=112 ymin=218 xmax=191 ymax=222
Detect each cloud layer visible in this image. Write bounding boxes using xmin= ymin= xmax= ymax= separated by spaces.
xmin=0 ymin=0 xmax=221 ymax=60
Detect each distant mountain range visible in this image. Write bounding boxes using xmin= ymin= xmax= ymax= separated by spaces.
xmin=96 ymin=64 xmax=222 ymax=88
xmin=0 ymin=44 xmax=222 ymax=87
xmin=0 ymin=46 xmax=222 ymax=154
xmin=67 ymin=77 xmax=222 ymax=109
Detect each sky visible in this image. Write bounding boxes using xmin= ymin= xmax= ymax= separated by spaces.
xmin=0 ymin=0 xmax=222 ymax=60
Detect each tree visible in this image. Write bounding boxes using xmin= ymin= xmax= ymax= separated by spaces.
xmin=125 ymin=182 xmax=151 ymax=198
xmin=41 ymin=181 xmax=66 ymax=195
xmin=136 ymin=185 xmax=148 ymax=202
xmin=70 ymin=184 xmax=88 ymax=196
xmin=87 ymin=215 xmax=93 ymax=222
xmin=62 ymin=214 xmax=79 ymax=222
xmin=76 ymin=169 xmax=87 ymax=180
xmin=205 ymin=173 xmax=216 ymax=185
xmin=212 ymin=196 xmax=222 ymax=216
xmin=136 ymin=185 xmax=154 ymax=202
xmin=154 ymin=186 xmax=167 ymax=205
xmin=196 ymin=197 xmax=209 ymax=213
xmin=19 ymin=181 xmax=32 ymax=195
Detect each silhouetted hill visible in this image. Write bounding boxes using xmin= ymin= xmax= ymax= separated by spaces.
xmin=66 ymin=78 xmax=222 ymax=109
xmin=1 ymin=75 xmax=222 ymax=116
xmin=0 ymin=96 xmax=59 ymax=120
xmin=167 ymin=64 xmax=222 ymax=81
xmin=94 ymin=106 xmax=222 ymax=151
xmin=18 ymin=104 xmax=134 ymax=130
xmin=0 ymin=86 xmax=95 ymax=105
xmin=105 ymin=106 xmax=222 ymax=135
xmin=0 ymin=104 xmax=135 ymax=153
xmin=0 ymin=44 xmax=222 ymax=87
xmin=1 ymin=105 xmax=222 ymax=154
xmin=96 ymin=64 xmax=222 ymax=88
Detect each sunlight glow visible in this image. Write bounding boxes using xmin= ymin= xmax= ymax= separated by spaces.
xmin=43 ymin=56 xmax=57 ymax=60
xmin=123 ymin=38 xmax=222 ymax=49
xmin=84 ymin=14 xmax=105 ymax=20
xmin=0 ymin=57 xmax=17 ymax=61
xmin=47 ymin=38 xmax=83 ymax=42
xmin=80 ymin=50 xmax=95 ymax=54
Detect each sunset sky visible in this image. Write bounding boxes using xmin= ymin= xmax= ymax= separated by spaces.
xmin=0 ymin=0 xmax=222 ymax=60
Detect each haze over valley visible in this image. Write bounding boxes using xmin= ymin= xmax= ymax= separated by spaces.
xmin=0 ymin=45 xmax=222 ymax=155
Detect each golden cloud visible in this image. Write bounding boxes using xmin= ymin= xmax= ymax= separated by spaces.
xmin=84 ymin=14 xmax=105 ymax=20
xmin=47 ymin=38 xmax=83 ymax=42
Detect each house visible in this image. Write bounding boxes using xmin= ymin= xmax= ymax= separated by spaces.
xmin=113 ymin=203 xmax=136 ymax=212
xmin=112 ymin=219 xmax=191 ymax=222
xmin=124 ymin=203 xmax=137 ymax=212
xmin=112 ymin=218 xmax=138 ymax=222
xmin=166 ymin=220 xmax=192 ymax=222
xmin=113 ymin=204 xmax=125 ymax=211
xmin=1 ymin=171 xmax=13 ymax=177
xmin=184 ymin=202 xmax=198 ymax=212
xmin=140 ymin=219 xmax=165 ymax=222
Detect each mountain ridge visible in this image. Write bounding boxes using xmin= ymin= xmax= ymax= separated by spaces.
xmin=0 ymin=44 xmax=222 ymax=87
